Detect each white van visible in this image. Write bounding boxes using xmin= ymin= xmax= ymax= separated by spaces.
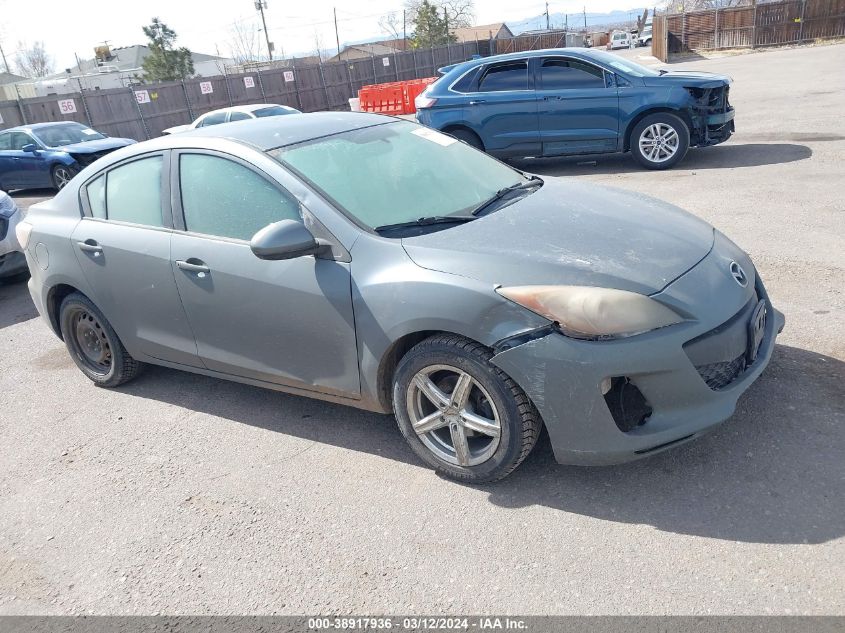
xmin=608 ymin=31 xmax=633 ymax=50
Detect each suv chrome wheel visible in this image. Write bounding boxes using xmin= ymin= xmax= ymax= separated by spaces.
xmin=638 ymin=123 xmax=679 ymax=163
xmin=406 ymin=364 xmax=501 ymax=467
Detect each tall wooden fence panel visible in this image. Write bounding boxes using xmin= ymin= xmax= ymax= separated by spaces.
xmin=661 ymin=0 xmax=845 ymax=57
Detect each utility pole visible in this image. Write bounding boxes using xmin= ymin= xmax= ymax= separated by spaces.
xmin=333 ymin=7 xmax=341 ymax=58
xmin=0 ymin=40 xmax=9 ymax=73
xmin=255 ymin=1 xmax=273 ymax=61
xmin=545 ymin=2 xmax=550 ymax=30
xmin=444 ymin=7 xmax=449 ymax=42
xmin=403 ymin=10 xmax=407 ymax=49
xmin=584 ymin=6 xmax=587 ymax=30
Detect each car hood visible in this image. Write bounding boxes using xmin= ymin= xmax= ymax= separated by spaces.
xmin=643 ymin=70 xmax=731 ymax=89
xmin=56 ymin=138 xmax=136 ymax=154
xmin=401 ymin=180 xmax=715 ymax=296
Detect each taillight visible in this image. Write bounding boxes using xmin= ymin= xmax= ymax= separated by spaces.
xmin=415 ymin=94 xmax=437 ymax=110
xmin=15 ymin=220 xmax=33 ymax=249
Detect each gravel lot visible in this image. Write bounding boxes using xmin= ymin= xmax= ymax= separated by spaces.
xmin=1 ymin=43 xmax=843 ymax=615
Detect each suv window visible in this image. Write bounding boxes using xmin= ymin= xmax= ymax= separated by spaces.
xmin=104 ymin=157 xmax=164 ymax=226
xmin=199 ymin=112 xmax=227 ymax=127
xmin=479 ymin=61 xmax=528 ymax=92
xmin=540 ymin=59 xmax=606 ymax=90
xmin=179 ymin=154 xmax=301 ymax=241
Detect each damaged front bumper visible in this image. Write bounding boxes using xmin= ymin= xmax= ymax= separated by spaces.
xmin=490 ymin=243 xmax=784 ymax=466
xmin=689 ymin=85 xmax=735 ymax=147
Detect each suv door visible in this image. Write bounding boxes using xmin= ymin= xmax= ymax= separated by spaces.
xmin=72 ymin=152 xmax=202 ymax=366
xmin=169 ymin=150 xmax=360 ymax=397
xmin=463 ymin=59 xmax=539 ymax=156
xmin=533 ymin=56 xmax=620 ymax=156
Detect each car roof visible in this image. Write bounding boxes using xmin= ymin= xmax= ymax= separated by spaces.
xmin=440 ymin=47 xmax=616 ymax=75
xmin=148 ymin=112 xmax=396 ymax=152
xmin=198 ymin=103 xmax=293 ymax=118
xmin=1 ymin=121 xmax=87 ymax=134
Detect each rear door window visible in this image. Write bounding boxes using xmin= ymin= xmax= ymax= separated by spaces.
xmin=479 ymin=61 xmax=529 ymax=92
xmin=228 ymin=111 xmax=252 ymax=122
xmin=539 ymin=59 xmax=606 ymax=90
xmin=84 ymin=156 xmax=164 ymax=226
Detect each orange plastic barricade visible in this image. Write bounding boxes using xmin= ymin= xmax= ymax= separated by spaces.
xmin=358 ymin=77 xmax=437 ymax=115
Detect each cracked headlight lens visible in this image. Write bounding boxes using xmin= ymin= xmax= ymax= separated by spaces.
xmin=497 ymin=285 xmax=684 ymax=340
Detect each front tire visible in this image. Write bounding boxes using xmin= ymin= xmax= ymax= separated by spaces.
xmin=392 ymin=334 xmax=541 ymax=483
xmin=51 ymin=164 xmax=75 ymax=191
xmin=630 ymin=113 xmax=690 ymax=170
xmin=59 ymin=292 xmax=144 ymax=387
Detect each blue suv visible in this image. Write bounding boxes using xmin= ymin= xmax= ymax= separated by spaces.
xmin=415 ymin=48 xmax=735 ymax=170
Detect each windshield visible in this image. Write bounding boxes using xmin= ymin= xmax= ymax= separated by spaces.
xmin=270 ymin=121 xmax=524 ymax=231
xmin=254 ymin=106 xmax=296 ymax=118
xmin=588 ymin=50 xmax=661 ymax=77
xmin=33 ymin=123 xmax=106 ymax=147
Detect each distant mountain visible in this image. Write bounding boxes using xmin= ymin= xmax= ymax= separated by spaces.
xmin=507 ymin=8 xmax=648 ymax=34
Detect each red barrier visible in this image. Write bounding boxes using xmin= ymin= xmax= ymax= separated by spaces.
xmin=359 ymin=77 xmax=436 ymax=115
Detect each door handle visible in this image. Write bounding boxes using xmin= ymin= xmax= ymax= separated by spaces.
xmin=543 ymin=96 xmax=564 ymax=100
xmin=176 ymin=259 xmax=210 ymax=275
xmin=77 ymin=240 xmax=103 ymax=256
xmin=469 ymin=99 xmax=486 ymax=105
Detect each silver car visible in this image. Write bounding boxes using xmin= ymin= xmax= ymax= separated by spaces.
xmin=0 ymin=191 xmax=27 ymax=279
xmin=18 ymin=113 xmax=784 ymax=482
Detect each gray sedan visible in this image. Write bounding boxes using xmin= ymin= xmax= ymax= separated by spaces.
xmin=17 ymin=113 xmax=784 ymax=482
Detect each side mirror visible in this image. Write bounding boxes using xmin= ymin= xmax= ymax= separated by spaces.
xmin=250 ymin=219 xmax=323 ymax=261
xmin=21 ymin=144 xmax=38 ymax=153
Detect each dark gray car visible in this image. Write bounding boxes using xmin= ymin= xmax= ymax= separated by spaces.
xmin=18 ymin=113 xmax=784 ymax=482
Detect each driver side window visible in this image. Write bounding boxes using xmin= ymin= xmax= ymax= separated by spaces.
xmin=10 ymin=132 xmax=35 ymax=150
xmin=179 ymin=154 xmax=301 ymax=241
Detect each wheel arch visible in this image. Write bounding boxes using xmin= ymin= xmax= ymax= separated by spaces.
xmin=441 ymin=124 xmax=485 ymax=148
xmin=623 ymin=107 xmax=693 ymax=152
xmin=375 ymin=329 xmax=499 ymax=412
xmin=46 ymin=283 xmax=86 ymax=339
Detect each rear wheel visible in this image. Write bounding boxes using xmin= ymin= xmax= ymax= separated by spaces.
xmin=447 ymin=128 xmax=484 ymax=151
xmin=393 ymin=334 xmax=541 ymax=483
xmin=51 ymin=164 xmax=74 ymax=191
xmin=630 ymin=113 xmax=690 ymax=170
xmin=59 ymin=292 xmax=144 ymax=387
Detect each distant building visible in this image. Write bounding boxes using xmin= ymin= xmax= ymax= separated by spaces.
xmin=0 ymin=71 xmax=27 ymax=86
xmin=22 ymin=44 xmax=232 ymax=96
xmin=327 ymin=43 xmax=402 ymax=63
xmin=452 ymin=23 xmax=514 ymax=42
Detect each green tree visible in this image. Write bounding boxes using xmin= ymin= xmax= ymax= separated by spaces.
xmin=141 ymin=18 xmax=194 ymax=82
xmin=410 ymin=1 xmax=456 ymax=48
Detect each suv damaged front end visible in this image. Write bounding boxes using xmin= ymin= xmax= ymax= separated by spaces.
xmin=644 ymin=72 xmax=735 ymax=148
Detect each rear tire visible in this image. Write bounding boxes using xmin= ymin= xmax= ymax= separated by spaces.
xmin=447 ymin=128 xmax=484 ymax=151
xmin=392 ymin=334 xmax=541 ymax=483
xmin=59 ymin=292 xmax=144 ymax=387
xmin=630 ymin=112 xmax=690 ymax=170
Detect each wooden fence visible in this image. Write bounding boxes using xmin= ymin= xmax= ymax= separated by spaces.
xmin=652 ymin=0 xmax=845 ymax=61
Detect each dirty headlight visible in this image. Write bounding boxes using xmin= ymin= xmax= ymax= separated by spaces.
xmin=496 ymin=285 xmax=684 ymax=340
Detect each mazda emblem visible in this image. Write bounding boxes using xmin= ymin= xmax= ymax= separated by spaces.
xmin=730 ymin=261 xmax=748 ymax=287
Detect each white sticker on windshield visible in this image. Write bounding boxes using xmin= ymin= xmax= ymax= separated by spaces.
xmin=82 ymin=128 xmax=98 ymax=135
xmin=412 ymin=127 xmax=457 ymax=146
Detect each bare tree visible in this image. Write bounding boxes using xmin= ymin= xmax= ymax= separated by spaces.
xmin=312 ymin=30 xmax=327 ymax=61
xmin=405 ymin=0 xmax=474 ymax=30
xmin=228 ymin=20 xmax=263 ymax=64
xmin=379 ymin=12 xmax=403 ymax=40
xmin=14 ymin=41 xmax=53 ymax=78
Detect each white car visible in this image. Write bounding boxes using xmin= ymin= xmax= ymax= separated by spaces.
xmin=639 ymin=24 xmax=653 ymax=47
xmin=0 ymin=191 xmax=27 ymax=279
xmin=608 ymin=31 xmax=634 ymax=50
xmin=162 ymin=104 xmax=300 ymax=135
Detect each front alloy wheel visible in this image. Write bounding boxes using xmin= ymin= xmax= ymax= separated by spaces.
xmin=630 ymin=112 xmax=690 ymax=170
xmin=393 ymin=334 xmax=542 ymax=483
xmin=407 ymin=364 xmax=502 ymax=467
xmin=52 ymin=165 xmax=74 ymax=190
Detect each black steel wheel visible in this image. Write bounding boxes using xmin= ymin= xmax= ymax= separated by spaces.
xmin=59 ymin=292 xmax=144 ymax=387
